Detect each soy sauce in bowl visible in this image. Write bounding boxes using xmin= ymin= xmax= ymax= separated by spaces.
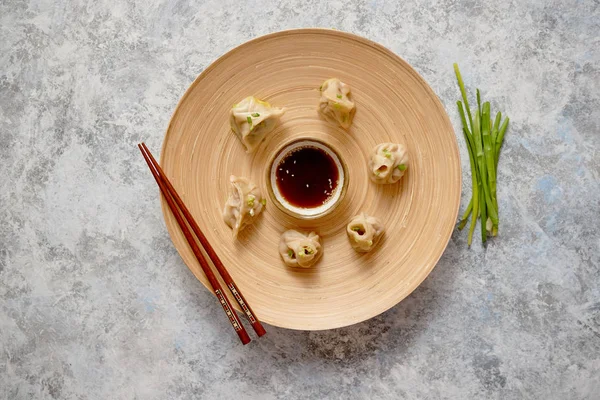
xmin=275 ymin=146 xmax=339 ymax=208
xmin=268 ymin=139 xmax=347 ymax=219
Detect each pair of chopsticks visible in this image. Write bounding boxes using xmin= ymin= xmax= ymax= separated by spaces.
xmin=138 ymin=143 xmax=266 ymax=345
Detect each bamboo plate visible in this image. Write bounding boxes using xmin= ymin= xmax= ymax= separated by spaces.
xmin=160 ymin=29 xmax=461 ymax=330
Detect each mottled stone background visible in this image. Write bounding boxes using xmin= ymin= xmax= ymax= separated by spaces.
xmin=1 ymin=0 xmax=599 ymax=399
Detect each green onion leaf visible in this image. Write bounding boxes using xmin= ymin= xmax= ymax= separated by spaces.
xmin=336 ymin=94 xmax=342 ymax=99
xmin=260 ymin=198 xmax=266 ymax=206
xmin=251 ymin=113 xmax=260 ymax=117
xmin=397 ymin=164 xmax=407 ymax=171
xmin=458 ymin=198 xmax=473 ymax=230
xmin=454 ymin=64 xmax=473 ymax=132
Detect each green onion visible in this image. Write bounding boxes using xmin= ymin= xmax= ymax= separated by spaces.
xmin=251 ymin=113 xmax=260 ymax=117
xmin=383 ymin=149 xmax=392 ymax=159
xmin=473 ymin=111 xmax=487 ymax=243
xmin=246 ymin=116 xmax=252 ymax=126
xmin=351 ymin=226 xmax=361 ymax=232
xmin=336 ymin=94 xmax=342 ymax=99
xmin=287 ymin=249 xmax=294 ymax=258
xmin=397 ymin=164 xmax=407 ymax=171
xmin=476 ymin=89 xmax=482 ymax=122
xmin=460 ymin=122 xmax=479 ymax=245
xmin=495 ymin=118 xmax=510 ymax=168
xmin=458 ymin=198 xmax=473 ymax=230
xmin=492 ymin=112 xmax=501 ymax=146
xmin=454 ymin=63 xmax=509 ymax=245
xmin=482 ymin=102 xmax=499 ymax=234
xmin=260 ymin=198 xmax=266 ymax=206
xmin=454 ymin=64 xmax=473 ymax=131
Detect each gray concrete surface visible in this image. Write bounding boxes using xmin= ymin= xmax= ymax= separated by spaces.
xmin=1 ymin=0 xmax=599 ymax=399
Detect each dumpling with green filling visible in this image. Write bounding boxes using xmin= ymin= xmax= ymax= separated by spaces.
xmin=230 ymin=96 xmax=285 ymax=153
xmin=278 ymin=230 xmax=322 ymax=268
xmin=346 ymin=213 xmax=384 ymax=252
xmin=318 ymin=78 xmax=356 ymax=129
xmin=368 ymin=142 xmax=409 ymax=184
xmin=222 ymin=175 xmax=265 ymax=238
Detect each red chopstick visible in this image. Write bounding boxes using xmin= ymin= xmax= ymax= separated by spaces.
xmin=138 ymin=143 xmax=266 ymax=344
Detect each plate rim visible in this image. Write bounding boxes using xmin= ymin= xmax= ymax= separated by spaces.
xmin=159 ymin=28 xmax=462 ymax=330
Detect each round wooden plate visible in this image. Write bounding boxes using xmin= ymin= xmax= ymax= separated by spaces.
xmin=160 ymin=29 xmax=461 ymax=330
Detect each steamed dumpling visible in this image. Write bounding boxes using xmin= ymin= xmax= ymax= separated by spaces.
xmin=346 ymin=213 xmax=384 ymax=253
xmin=318 ymin=78 xmax=356 ymax=129
xmin=222 ymin=175 xmax=265 ymax=238
xmin=278 ymin=230 xmax=322 ymax=268
xmin=368 ymin=143 xmax=409 ymax=184
xmin=230 ymin=96 xmax=285 ymax=153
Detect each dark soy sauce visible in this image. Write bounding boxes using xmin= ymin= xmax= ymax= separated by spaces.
xmin=276 ymin=146 xmax=339 ymax=208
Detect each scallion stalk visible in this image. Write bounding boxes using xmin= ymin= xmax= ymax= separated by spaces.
xmin=454 ymin=63 xmax=509 ymax=244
